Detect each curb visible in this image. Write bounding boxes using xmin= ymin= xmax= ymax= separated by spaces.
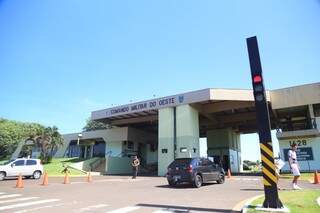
xmin=232 ymin=194 xmax=264 ymax=213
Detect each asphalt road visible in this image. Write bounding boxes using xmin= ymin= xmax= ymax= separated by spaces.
xmin=0 ymin=175 xmax=318 ymax=213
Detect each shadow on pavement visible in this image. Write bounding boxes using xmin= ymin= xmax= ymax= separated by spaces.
xmin=156 ymin=184 xmax=194 ymax=189
xmin=137 ymin=203 xmax=239 ymax=212
xmin=240 ymin=188 xmax=264 ymax=191
xmin=156 ymin=182 xmax=217 ymax=189
xmin=1 ymin=177 xmax=36 ymax=181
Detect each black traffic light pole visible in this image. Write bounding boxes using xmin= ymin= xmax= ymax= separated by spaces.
xmin=246 ymin=36 xmax=283 ymax=209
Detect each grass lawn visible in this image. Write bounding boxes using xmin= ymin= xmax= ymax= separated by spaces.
xmin=0 ymin=160 xmax=8 ymax=165
xmin=280 ymin=173 xmax=314 ymax=182
xmin=0 ymin=159 xmax=11 ymax=165
xmin=246 ymin=189 xmax=320 ymax=213
xmin=43 ymin=158 xmax=87 ymax=176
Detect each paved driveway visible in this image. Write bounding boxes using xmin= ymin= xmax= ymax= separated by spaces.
xmin=0 ymin=175 xmax=318 ymax=213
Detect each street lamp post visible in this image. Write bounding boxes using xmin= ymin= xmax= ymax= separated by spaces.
xmin=77 ymin=133 xmax=83 ymax=145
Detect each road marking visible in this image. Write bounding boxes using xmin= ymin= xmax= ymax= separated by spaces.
xmin=79 ymin=204 xmax=109 ymax=212
xmin=0 ymin=197 xmax=38 ymax=204
xmin=106 ymin=206 xmax=140 ymax=213
xmin=232 ymin=178 xmax=259 ymax=181
xmin=13 ymin=203 xmax=64 ymax=213
xmin=153 ymin=209 xmax=188 ymax=213
xmin=0 ymin=194 xmax=21 ymax=199
xmin=0 ymin=199 xmax=60 ymax=211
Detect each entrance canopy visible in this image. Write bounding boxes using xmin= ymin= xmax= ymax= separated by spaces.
xmin=91 ymin=88 xmax=273 ymax=136
xmin=91 ymin=83 xmax=320 ymax=136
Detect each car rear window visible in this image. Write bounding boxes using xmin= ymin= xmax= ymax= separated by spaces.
xmin=26 ymin=160 xmax=37 ymax=165
xmin=169 ymin=158 xmax=192 ymax=167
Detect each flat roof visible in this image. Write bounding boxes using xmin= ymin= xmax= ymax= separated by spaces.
xmin=91 ymin=82 xmax=319 ymax=122
xmin=92 ymin=88 xmax=268 ymax=121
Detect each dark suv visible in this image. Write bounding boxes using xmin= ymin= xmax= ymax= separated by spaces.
xmin=166 ymin=158 xmax=225 ymax=188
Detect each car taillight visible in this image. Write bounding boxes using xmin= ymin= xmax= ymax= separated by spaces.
xmin=187 ymin=165 xmax=193 ymax=173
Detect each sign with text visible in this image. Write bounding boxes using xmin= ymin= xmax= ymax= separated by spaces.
xmin=92 ymin=89 xmax=211 ymax=119
xmin=283 ymin=147 xmax=314 ymax=161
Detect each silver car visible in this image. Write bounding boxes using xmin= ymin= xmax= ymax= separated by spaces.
xmin=0 ymin=158 xmax=44 ymax=180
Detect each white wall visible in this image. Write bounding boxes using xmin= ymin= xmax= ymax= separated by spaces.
xmin=176 ymin=104 xmax=200 ymax=158
xmin=279 ymin=136 xmax=320 ymax=171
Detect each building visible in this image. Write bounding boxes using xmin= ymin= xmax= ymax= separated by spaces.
xmin=12 ymin=82 xmax=320 ymax=175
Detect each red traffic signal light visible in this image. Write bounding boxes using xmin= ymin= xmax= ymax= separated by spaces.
xmin=253 ymin=75 xmax=262 ymax=83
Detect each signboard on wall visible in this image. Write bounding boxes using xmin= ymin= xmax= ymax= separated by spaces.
xmin=91 ymin=89 xmax=211 ymax=120
xmin=283 ymin=147 xmax=314 ymax=161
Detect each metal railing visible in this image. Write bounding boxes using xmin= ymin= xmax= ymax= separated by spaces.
xmin=276 ymin=117 xmax=318 ymax=132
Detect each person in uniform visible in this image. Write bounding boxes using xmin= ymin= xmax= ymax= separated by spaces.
xmin=288 ymin=143 xmax=301 ymax=190
xmin=131 ymin=155 xmax=140 ymax=179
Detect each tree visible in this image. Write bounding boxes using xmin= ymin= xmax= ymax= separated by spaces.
xmin=28 ymin=126 xmax=64 ymax=163
xmin=0 ymin=118 xmax=63 ymax=162
xmin=0 ymin=118 xmax=44 ymax=159
xmin=83 ymin=118 xmax=111 ymax=132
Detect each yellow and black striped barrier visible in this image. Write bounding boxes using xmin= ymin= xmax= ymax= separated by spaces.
xmin=260 ymin=143 xmax=277 ymax=186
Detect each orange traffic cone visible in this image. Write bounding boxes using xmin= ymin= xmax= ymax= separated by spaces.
xmin=63 ymin=173 xmax=70 ymax=184
xmin=86 ymin=172 xmax=92 ymax=183
xmin=314 ymin=170 xmax=320 ymax=184
xmin=16 ymin=174 xmax=24 ymax=188
xmin=227 ymin=169 xmax=232 ymax=178
xmin=41 ymin=172 xmax=49 ymax=186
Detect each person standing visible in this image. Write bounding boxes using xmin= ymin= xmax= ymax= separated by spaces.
xmin=131 ymin=155 xmax=140 ymax=179
xmin=288 ymin=143 xmax=301 ymax=190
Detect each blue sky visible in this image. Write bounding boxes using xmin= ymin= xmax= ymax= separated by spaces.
xmin=0 ymin=1 xmax=319 ymax=161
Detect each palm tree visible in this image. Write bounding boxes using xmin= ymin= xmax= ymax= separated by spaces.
xmin=28 ymin=126 xmax=63 ymax=163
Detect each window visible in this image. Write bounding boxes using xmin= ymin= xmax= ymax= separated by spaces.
xmin=14 ymin=160 xmax=25 ymax=166
xmin=26 ymin=160 xmax=36 ymax=165
xmin=127 ymin=141 xmax=134 ymax=150
xmin=201 ymin=159 xmax=210 ymax=166
xmin=93 ymin=142 xmax=106 ymax=157
xmin=161 ymin=149 xmax=168 ymax=153
xmin=314 ymin=104 xmax=320 ymax=117
xmin=150 ymin=144 xmax=157 ymax=152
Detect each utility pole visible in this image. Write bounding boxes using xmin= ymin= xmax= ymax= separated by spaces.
xmin=246 ymin=36 xmax=283 ymax=208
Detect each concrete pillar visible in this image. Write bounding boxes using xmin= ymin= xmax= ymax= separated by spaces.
xmin=90 ymin=144 xmax=94 ymax=158
xmin=207 ymin=128 xmax=241 ymax=173
xmin=84 ymin=146 xmax=87 ymax=158
xmin=176 ymin=105 xmax=200 ymax=158
xmin=158 ymin=108 xmax=175 ymax=176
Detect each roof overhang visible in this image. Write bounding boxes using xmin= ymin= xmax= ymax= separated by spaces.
xmin=270 ymin=82 xmax=320 ymax=109
xmin=91 ymin=88 xmax=270 ymax=122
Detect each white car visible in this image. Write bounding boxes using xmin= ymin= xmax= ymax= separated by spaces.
xmin=0 ymin=158 xmax=44 ymax=181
